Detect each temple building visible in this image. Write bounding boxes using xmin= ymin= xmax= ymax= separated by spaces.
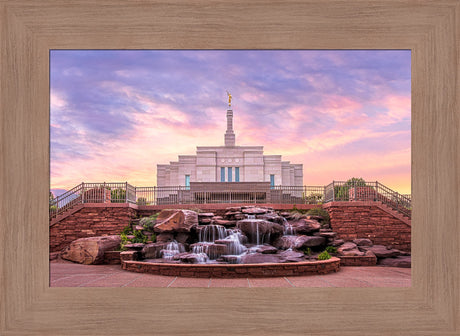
xmin=157 ymin=93 xmax=303 ymax=190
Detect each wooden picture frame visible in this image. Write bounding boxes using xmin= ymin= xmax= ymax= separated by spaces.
xmin=1 ymin=1 xmax=458 ymax=335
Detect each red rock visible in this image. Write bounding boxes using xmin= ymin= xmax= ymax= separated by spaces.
xmin=289 ymin=219 xmax=321 ymax=234
xmin=378 ymin=256 xmax=411 ymax=268
xmin=61 ymin=235 xmax=121 ymax=265
xmin=154 ymin=209 xmax=198 ymax=233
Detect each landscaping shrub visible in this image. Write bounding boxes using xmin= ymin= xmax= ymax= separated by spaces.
xmin=306 ymin=207 xmax=330 ymax=225
xmin=334 ymin=177 xmax=367 ymax=201
xmin=325 ymin=246 xmax=337 ymax=254
xmin=136 ymin=197 xmax=147 ymax=205
xmin=140 ymin=213 xmax=159 ymax=231
xmin=318 ymin=250 xmax=331 ymax=260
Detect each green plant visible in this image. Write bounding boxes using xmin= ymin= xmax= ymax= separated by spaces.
xmin=131 ymin=230 xmax=148 ymax=244
xmin=111 ymin=188 xmax=126 ymax=203
xmin=121 ymin=226 xmax=132 ymax=235
xmin=334 ymin=177 xmax=367 ymax=201
xmin=302 ymin=247 xmax=311 ymax=256
xmin=136 ymin=197 xmax=147 ymax=205
xmin=150 ymin=233 xmax=157 ymax=243
xmin=119 ymin=232 xmax=129 ymax=251
xmin=306 ymin=207 xmax=330 ymax=225
xmin=325 ymin=246 xmax=337 ymax=254
xmin=140 ymin=214 xmax=159 ymax=231
xmin=305 ymin=193 xmax=323 ymax=204
xmin=318 ymin=250 xmax=331 ymax=260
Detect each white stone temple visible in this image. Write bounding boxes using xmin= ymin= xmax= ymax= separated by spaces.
xmin=157 ymin=93 xmax=303 ymax=188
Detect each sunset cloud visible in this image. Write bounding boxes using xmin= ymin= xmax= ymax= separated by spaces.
xmin=50 ymin=50 xmax=411 ymax=194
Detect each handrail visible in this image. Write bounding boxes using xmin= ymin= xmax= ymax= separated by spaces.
xmin=50 ymin=180 xmax=411 ymax=220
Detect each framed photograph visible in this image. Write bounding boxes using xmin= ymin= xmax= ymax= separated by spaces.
xmin=1 ymin=1 xmax=458 ymax=335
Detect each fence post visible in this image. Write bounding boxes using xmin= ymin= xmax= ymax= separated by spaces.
xmin=125 ymin=182 xmax=128 ymax=203
xmin=81 ymin=182 xmax=85 ymax=204
xmin=354 ymin=180 xmax=356 ymax=201
xmin=332 ymin=181 xmax=335 ymax=202
xmin=103 ymin=182 xmax=106 ymax=203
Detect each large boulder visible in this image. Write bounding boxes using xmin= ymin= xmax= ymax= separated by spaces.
xmin=353 ymin=238 xmax=373 ymax=246
xmin=156 ymin=232 xmax=174 ymax=243
xmin=273 ymin=235 xmax=302 ymax=249
xmin=360 ymin=245 xmax=401 ymax=258
xmin=273 ymin=235 xmax=326 ymax=250
xmin=142 ymin=242 xmax=169 ymax=259
xmin=299 ymin=235 xmax=326 ymax=248
xmin=288 ymin=219 xmax=321 ymax=234
xmin=378 ymin=256 xmax=411 ymax=268
xmin=240 ymin=253 xmax=281 ymax=264
xmin=61 ymin=235 xmax=121 ymax=265
xmin=153 ymin=209 xmax=198 ymax=233
xmin=190 ymin=243 xmax=227 ymax=259
xmin=241 ymin=207 xmax=270 ymax=215
xmin=237 ymin=219 xmax=284 ymax=244
xmin=337 ymin=242 xmax=364 ymax=256
xmin=279 ymin=250 xmax=305 ymax=262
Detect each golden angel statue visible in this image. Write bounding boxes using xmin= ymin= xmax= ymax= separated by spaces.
xmin=226 ymin=90 xmax=232 ymax=106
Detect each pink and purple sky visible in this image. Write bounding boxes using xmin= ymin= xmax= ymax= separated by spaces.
xmin=50 ymin=50 xmax=411 ymax=195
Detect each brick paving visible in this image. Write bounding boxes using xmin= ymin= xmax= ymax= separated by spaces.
xmin=50 ymin=260 xmax=411 ymax=287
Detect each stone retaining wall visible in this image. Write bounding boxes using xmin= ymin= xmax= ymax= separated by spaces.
xmin=339 ymin=255 xmax=377 ymax=266
xmin=49 ymin=205 xmax=137 ymax=252
xmin=324 ymin=202 xmax=411 ymax=251
xmin=103 ymin=251 xmax=121 ymax=264
xmin=121 ymin=258 xmax=341 ymax=278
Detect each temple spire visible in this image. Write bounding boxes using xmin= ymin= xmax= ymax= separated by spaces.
xmin=225 ymin=91 xmax=235 ymax=146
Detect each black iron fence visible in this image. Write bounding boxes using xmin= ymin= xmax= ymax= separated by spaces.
xmin=50 ymin=181 xmax=411 ymax=219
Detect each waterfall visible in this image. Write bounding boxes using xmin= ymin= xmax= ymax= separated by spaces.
xmin=282 ymin=217 xmax=296 ymax=236
xmin=161 ymin=240 xmax=185 ymax=261
xmin=191 ymin=245 xmax=209 ymax=263
xmin=248 ymin=220 xmax=270 ymax=246
xmin=198 ymin=225 xmax=227 ymax=243
xmin=223 ymin=230 xmax=247 ymax=255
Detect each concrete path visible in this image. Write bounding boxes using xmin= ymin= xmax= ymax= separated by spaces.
xmin=50 ymin=261 xmax=411 ymax=288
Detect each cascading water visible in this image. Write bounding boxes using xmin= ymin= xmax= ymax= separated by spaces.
xmin=282 ymin=217 xmax=296 ymax=236
xmin=161 ymin=240 xmax=185 ymax=261
xmin=198 ymin=225 xmax=227 ymax=243
xmin=248 ymin=220 xmax=270 ymax=246
xmin=191 ymin=244 xmax=209 ymax=263
xmin=222 ymin=230 xmax=247 ymax=255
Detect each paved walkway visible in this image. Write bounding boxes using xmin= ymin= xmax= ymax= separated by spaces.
xmin=50 ymin=261 xmax=411 ymax=287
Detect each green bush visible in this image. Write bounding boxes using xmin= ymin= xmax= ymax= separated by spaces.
xmin=111 ymin=188 xmax=126 ymax=203
xmin=318 ymin=250 xmax=331 ymax=260
xmin=325 ymin=246 xmax=337 ymax=254
xmin=302 ymin=247 xmax=311 ymax=256
xmin=136 ymin=197 xmax=147 ymax=205
xmin=131 ymin=230 xmax=148 ymax=244
xmin=306 ymin=207 xmax=330 ymax=225
xmin=140 ymin=214 xmax=159 ymax=231
xmin=333 ymin=177 xmax=367 ymax=201
xmin=304 ymin=193 xmax=323 ymax=204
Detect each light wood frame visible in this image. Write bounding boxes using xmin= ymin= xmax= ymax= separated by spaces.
xmin=1 ymin=1 xmax=458 ymax=335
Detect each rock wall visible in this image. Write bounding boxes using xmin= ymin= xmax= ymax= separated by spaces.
xmin=50 ymin=205 xmax=137 ymax=252
xmin=324 ymin=202 xmax=411 ymax=251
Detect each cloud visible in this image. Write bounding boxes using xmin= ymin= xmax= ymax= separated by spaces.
xmin=50 ymin=50 xmax=411 ymax=193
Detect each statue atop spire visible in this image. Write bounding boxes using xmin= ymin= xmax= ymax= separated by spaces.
xmin=226 ymin=90 xmax=232 ymax=107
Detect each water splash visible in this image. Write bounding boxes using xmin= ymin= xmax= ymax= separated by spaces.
xmin=282 ymin=217 xmax=296 ymax=236
xmin=191 ymin=244 xmax=210 ymax=263
xmin=161 ymin=240 xmax=185 ymax=261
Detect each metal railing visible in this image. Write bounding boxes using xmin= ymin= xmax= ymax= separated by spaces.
xmin=323 ymin=181 xmax=411 ymax=218
xmin=50 ymin=181 xmax=411 ymax=219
